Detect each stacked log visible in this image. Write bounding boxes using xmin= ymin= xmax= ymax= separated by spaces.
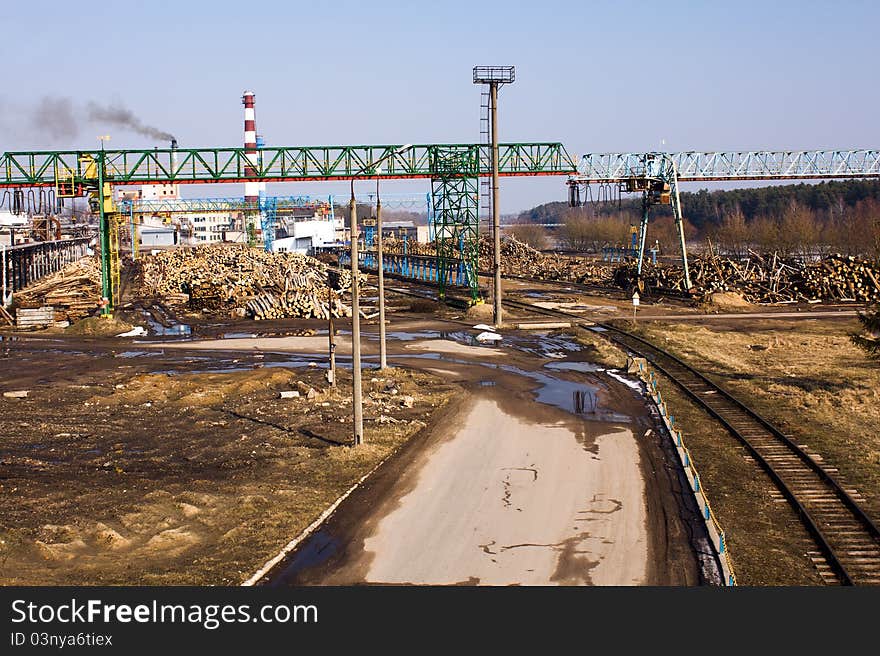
xmin=621 ymin=251 xmax=880 ymax=304
xmin=13 ymin=257 xmax=102 ymax=321
xmin=794 ymin=254 xmax=880 ymax=303
xmin=376 ymin=235 xmax=879 ymax=304
xmin=138 ymin=244 xmax=360 ymax=320
xmin=531 ymin=253 xmax=614 ymax=285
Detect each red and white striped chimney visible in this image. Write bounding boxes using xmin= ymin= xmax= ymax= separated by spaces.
xmin=242 ymin=91 xmax=259 ymax=206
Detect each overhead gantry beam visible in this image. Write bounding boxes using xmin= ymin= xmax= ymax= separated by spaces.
xmin=0 ymin=143 xmax=577 ymax=188
xmin=570 ymin=149 xmax=880 ymax=183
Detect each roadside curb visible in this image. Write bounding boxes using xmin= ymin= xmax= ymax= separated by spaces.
xmin=628 ymin=356 xmax=737 ymax=586
xmin=241 ymin=413 xmax=434 ymax=586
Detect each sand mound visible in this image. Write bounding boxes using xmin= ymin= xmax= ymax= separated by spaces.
xmin=708 ymin=292 xmax=751 ymax=308
xmin=66 ymin=316 xmax=134 ymax=336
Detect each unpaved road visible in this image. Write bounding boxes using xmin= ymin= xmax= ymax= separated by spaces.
xmin=361 ymin=398 xmax=647 ymax=585
xmin=264 ymin=323 xmax=714 ymax=586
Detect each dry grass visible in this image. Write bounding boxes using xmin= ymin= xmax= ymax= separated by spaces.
xmin=572 ymin=327 xmax=628 ymax=369
xmin=627 ymin=318 xmax=880 ymax=584
xmin=639 ymin=319 xmax=880 ymax=515
xmin=0 ymin=364 xmax=458 ymax=585
xmin=650 ymin=377 xmax=822 ymax=585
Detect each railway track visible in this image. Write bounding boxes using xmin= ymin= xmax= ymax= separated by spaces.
xmin=500 ymin=297 xmax=880 ymax=585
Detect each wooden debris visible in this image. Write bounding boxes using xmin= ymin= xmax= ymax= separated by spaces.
xmin=137 ymin=244 xmax=361 ymax=320
xmin=618 ymin=252 xmax=880 ymax=304
xmin=12 ymin=257 xmax=102 ymax=322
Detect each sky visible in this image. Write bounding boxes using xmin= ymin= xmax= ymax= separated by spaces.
xmin=1 ymin=0 xmax=878 ymax=212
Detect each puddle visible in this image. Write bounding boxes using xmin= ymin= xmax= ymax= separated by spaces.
xmin=139 ymin=311 xmax=192 ymax=337
xmin=394 ymin=351 xmax=629 ymax=422
xmin=152 ymin=356 xmax=378 ymax=377
xmin=117 ymin=350 xmax=162 ymax=359
xmin=383 ymin=331 xmax=442 ymax=342
xmin=479 ymin=380 xmax=496 ymax=387
xmin=268 ymin=529 xmax=340 ymax=586
xmin=544 ymin=361 xmax=605 ymax=374
xmin=509 ymin=332 xmax=583 ymax=359
xmin=389 ymin=329 xmax=501 ymax=349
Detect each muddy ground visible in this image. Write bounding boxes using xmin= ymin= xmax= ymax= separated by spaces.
xmin=6 ymin=270 xmax=845 ymax=587
xmin=0 ymin=332 xmax=456 ymax=585
xmin=0 ymin=290 xmax=714 ymax=585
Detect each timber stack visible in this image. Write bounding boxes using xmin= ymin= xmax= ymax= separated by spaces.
xmin=614 ymin=251 xmax=880 ymax=304
xmin=12 ymin=257 xmax=102 ymax=322
xmin=795 ymin=254 xmax=880 ymax=303
xmin=533 ymin=253 xmax=614 ymax=285
xmin=138 ymin=244 xmax=360 ymax=320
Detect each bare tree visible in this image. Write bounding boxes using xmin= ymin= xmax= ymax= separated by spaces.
xmin=778 ymin=201 xmax=820 ymax=258
xmin=508 ymin=224 xmax=547 ymax=250
xmin=710 ymin=208 xmax=749 ymax=258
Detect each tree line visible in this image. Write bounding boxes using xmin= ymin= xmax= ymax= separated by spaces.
xmin=513 ymin=179 xmax=880 ymax=260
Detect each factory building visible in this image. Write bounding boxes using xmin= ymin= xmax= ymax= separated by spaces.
xmin=380 ymin=221 xmax=430 ymax=243
xmin=117 ymin=184 xmax=180 ymax=201
xmin=140 ymin=226 xmax=179 ymax=247
xmin=188 ymin=214 xmax=234 ymax=243
xmin=271 ymin=218 xmax=337 ymax=254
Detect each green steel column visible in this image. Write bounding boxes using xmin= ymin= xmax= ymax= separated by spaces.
xmin=97 ymin=153 xmax=112 ymax=313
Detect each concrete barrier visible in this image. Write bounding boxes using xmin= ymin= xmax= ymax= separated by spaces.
xmin=628 ymin=356 xmax=737 ymax=586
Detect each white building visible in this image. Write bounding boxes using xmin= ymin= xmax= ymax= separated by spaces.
xmin=186 ymin=214 xmax=234 ymax=244
xmin=271 ymin=219 xmax=337 ymax=254
xmin=116 ymin=184 xmax=180 ymax=202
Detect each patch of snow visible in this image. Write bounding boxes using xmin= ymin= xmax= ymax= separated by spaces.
xmin=605 ymin=370 xmax=644 ymax=392
xmin=117 ymin=326 xmax=148 ymax=337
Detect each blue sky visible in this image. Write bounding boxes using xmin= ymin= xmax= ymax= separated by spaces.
xmin=1 ymin=0 xmax=877 ymax=211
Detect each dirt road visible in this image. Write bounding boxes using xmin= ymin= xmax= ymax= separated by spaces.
xmin=261 ymin=322 xmax=714 ymax=586
xmin=361 ymin=398 xmax=646 ymax=585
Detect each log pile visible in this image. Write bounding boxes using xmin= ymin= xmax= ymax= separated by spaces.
xmin=615 ymin=251 xmax=880 ymax=304
xmin=138 ymin=244 xmax=360 ymax=320
xmin=476 ymin=235 xmax=546 ymax=274
xmin=531 ymin=254 xmax=614 ymax=285
xmin=13 ymin=257 xmax=102 ymax=321
xmin=795 ymin=254 xmax=880 ymax=303
xmin=375 ymin=235 xmax=879 ymax=304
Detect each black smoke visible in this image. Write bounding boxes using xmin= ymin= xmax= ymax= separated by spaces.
xmin=86 ymin=101 xmax=175 ymax=141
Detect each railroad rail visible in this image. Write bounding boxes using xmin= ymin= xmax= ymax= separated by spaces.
xmin=499 ymin=296 xmax=880 ymax=585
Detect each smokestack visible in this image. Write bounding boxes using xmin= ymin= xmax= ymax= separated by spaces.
xmin=170 ymin=138 xmax=178 ymax=170
xmin=242 ymin=91 xmax=259 ymax=207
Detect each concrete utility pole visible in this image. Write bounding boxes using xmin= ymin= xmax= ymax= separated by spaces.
xmin=376 ymin=178 xmax=388 ymax=370
xmin=490 ymin=82 xmax=502 ymax=328
xmin=347 ymin=144 xmax=411 ymax=446
xmin=349 ymin=186 xmax=363 ymax=445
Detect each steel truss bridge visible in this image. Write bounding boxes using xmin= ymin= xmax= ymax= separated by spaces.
xmin=567 ymin=149 xmax=880 ymax=291
xmin=570 ymin=149 xmax=880 ymax=183
xmin=0 ymin=143 xmax=574 ymax=188
xmin=1 ymin=143 xmax=879 ymax=311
